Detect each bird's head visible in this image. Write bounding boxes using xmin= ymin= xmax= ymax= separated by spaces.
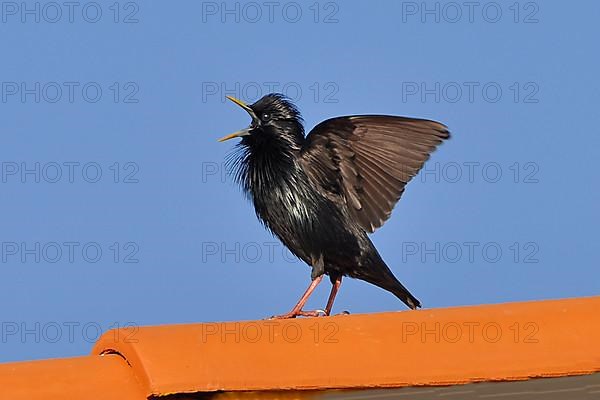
xmin=218 ymin=93 xmax=304 ymax=147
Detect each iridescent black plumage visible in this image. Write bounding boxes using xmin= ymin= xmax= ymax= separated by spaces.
xmin=220 ymin=93 xmax=450 ymax=315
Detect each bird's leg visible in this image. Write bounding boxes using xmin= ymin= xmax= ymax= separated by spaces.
xmin=271 ymin=275 xmax=324 ymax=319
xmin=324 ymin=275 xmax=343 ymax=316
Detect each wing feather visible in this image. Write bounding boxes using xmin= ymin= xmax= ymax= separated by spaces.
xmin=300 ymin=115 xmax=449 ymax=232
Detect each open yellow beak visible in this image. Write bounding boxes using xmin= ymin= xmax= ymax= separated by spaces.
xmin=225 ymin=95 xmax=253 ymax=113
xmin=218 ymin=96 xmax=256 ymax=142
xmin=217 ymin=130 xmax=247 ymax=142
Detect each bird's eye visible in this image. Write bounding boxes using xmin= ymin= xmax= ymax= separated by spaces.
xmin=261 ymin=113 xmax=271 ymax=122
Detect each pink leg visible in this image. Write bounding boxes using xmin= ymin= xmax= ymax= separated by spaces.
xmin=324 ymin=276 xmax=342 ymax=316
xmin=271 ymin=276 xmax=324 ymax=319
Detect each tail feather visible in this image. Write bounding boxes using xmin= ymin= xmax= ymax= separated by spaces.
xmin=356 ymin=257 xmax=421 ymax=310
xmin=363 ymin=272 xmax=421 ymax=309
xmin=388 ymin=279 xmax=421 ymax=310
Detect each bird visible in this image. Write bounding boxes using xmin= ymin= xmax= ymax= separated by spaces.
xmin=218 ymin=93 xmax=449 ymax=318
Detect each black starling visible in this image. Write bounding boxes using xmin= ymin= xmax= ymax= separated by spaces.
xmin=218 ymin=94 xmax=449 ymax=318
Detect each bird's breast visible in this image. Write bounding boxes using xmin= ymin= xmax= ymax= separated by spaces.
xmin=249 ymin=166 xmax=350 ymax=262
xmin=251 ymin=169 xmax=320 ymax=233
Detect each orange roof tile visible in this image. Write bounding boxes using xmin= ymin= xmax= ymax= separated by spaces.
xmin=0 ymin=354 xmax=146 ymax=399
xmin=1 ymin=296 xmax=599 ymax=399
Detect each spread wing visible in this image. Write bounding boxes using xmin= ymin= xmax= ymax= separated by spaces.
xmin=299 ymin=115 xmax=450 ymax=233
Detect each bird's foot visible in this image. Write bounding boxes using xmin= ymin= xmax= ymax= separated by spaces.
xmin=269 ymin=309 xmax=328 ymax=319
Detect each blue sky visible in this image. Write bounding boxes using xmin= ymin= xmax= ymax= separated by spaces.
xmin=0 ymin=1 xmax=598 ymax=362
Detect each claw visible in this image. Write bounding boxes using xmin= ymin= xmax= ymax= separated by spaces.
xmin=269 ymin=309 xmax=328 ymax=319
xmin=298 ymin=309 xmax=327 ymax=317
